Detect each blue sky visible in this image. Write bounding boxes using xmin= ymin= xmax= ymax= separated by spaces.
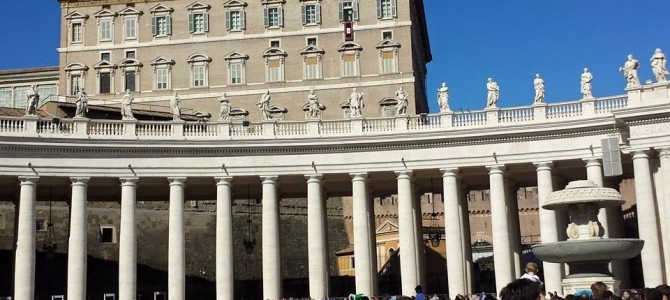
xmin=1 ymin=1 xmax=669 ymax=112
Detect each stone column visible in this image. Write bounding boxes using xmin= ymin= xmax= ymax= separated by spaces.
xmin=535 ymin=162 xmax=563 ymax=294
xmin=119 ymin=177 xmax=139 ymax=300
xmin=14 ymin=176 xmax=38 ymax=300
xmin=351 ymin=173 xmax=376 ymax=297
xmin=488 ymin=165 xmax=514 ymax=293
xmin=660 ymin=149 xmax=670 ymax=280
xmin=168 ymin=177 xmax=186 ymax=300
xmin=215 ymin=176 xmax=234 ymax=300
xmin=68 ymin=177 xmax=90 ymax=300
xmin=505 ymin=180 xmax=522 ymax=278
xmin=306 ymin=174 xmax=329 ymax=299
xmin=631 ymin=151 xmax=664 ymax=286
xmin=441 ymin=168 xmax=466 ymax=296
xmin=458 ymin=185 xmax=474 ymax=294
xmin=396 ymin=171 xmax=418 ymax=295
xmin=261 ymin=176 xmax=282 ymax=300
xmin=411 ymin=182 xmax=426 ymax=288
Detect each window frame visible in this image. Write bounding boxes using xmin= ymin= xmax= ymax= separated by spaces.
xmin=224 ymin=0 xmax=247 ymax=32
xmin=64 ymin=63 xmax=89 ymax=96
xmin=99 ymin=225 xmax=117 ymax=243
xmin=376 ymin=0 xmax=397 ymax=20
xmin=187 ymin=2 xmax=211 ymax=35
xmin=338 ymin=41 xmax=363 ymax=77
xmin=118 ymin=58 xmax=143 ymax=92
xmin=376 ymin=39 xmax=401 ymax=75
xmin=224 ymin=51 xmax=249 ymax=85
xmin=263 ymin=48 xmax=287 ymax=83
xmin=187 ymin=54 xmax=212 ymax=88
xmin=300 ymin=45 xmax=324 ymax=80
xmin=150 ymin=57 xmax=175 ymax=91
xmin=264 ymin=6 xmax=283 ymax=28
xmin=301 ymin=2 xmax=322 ymax=26
xmin=93 ymin=61 xmax=117 ymax=94
xmin=150 ymin=4 xmax=174 ymax=38
xmin=118 ymin=6 xmax=142 ymax=41
xmin=65 ymin=11 xmax=88 ymax=45
xmin=338 ymin=0 xmax=359 ymax=22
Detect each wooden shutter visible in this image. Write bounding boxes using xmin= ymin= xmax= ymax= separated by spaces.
xmin=338 ymin=1 xmax=344 ymax=22
xmin=188 ymin=14 xmax=194 ymax=33
xmin=315 ymin=4 xmax=321 ymax=24
xmin=301 ymin=5 xmax=307 ymax=25
xmin=391 ymin=0 xmax=397 ymax=17
xmin=151 ymin=16 xmax=157 ymax=36
xmin=203 ymin=13 xmax=209 ymax=32
xmin=241 ymin=10 xmax=246 ymax=29
xmin=305 ymin=57 xmax=318 ymax=65
xmin=353 ymin=0 xmax=359 ymax=21
xmin=376 ymin=0 xmax=382 ymax=19
xmin=166 ymin=15 xmax=172 ymax=35
xmin=268 ymin=59 xmax=281 ymax=68
xmin=277 ymin=7 xmax=284 ymax=27
xmin=225 ymin=11 xmax=231 ymax=30
xmin=382 ymin=51 xmax=394 ymax=59
xmin=264 ymin=7 xmax=269 ymax=28
xmin=602 ymin=137 xmax=623 ymax=177
xmin=343 ymin=54 xmax=356 ymax=63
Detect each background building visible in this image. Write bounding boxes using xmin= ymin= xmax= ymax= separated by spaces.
xmin=57 ymin=0 xmax=431 ymax=120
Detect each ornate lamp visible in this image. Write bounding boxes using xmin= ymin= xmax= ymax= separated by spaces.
xmin=242 ymin=185 xmax=256 ymax=254
xmin=427 ymin=179 xmax=442 ymax=248
xmin=42 ymin=191 xmax=57 ymax=259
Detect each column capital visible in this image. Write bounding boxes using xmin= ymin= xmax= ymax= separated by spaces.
xmin=214 ymin=176 xmax=234 ymax=185
xmin=305 ymin=174 xmax=323 ymax=182
xmin=350 ymin=173 xmax=368 ymax=181
xmin=70 ymin=177 xmax=90 ymax=185
xmin=119 ymin=177 xmax=139 ymax=185
xmin=658 ymin=148 xmax=670 ymax=158
xmin=167 ymin=177 xmax=187 ymax=185
xmin=582 ymin=158 xmax=602 ymax=167
xmin=487 ymin=164 xmax=506 ymax=174
xmin=533 ymin=161 xmax=553 ymax=171
xmin=394 ymin=170 xmax=413 ymax=179
xmin=440 ymin=168 xmax=459 ymax=177
xmin=632 ymin=150 xmax=651 ymax=160
xmin=18 ymin=176 xmax=39 ymax=184
xmin=260 ymin=175 xmax=278 ymax=183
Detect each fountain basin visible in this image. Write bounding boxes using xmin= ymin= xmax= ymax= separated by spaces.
xmin=543 ymin=180 xmax=624 ymax=210
xmin=532 ymin=238 xmax=643 ymax=263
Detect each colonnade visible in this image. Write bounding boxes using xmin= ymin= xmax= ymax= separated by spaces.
xmin=9 ymin=149 xmax=670 ymax=300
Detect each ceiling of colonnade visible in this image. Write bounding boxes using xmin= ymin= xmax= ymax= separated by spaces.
xmin=0 ymin=155 xmax=636 ymax=203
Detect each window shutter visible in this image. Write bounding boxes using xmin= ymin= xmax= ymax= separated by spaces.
xmin=301 ymin=5 xmax=307 ymax=25
xmin=391 ymin=0 xmax=397 ymax=17
xmin=151 ymin=16 xmax=157 ymax=36
xmin=338 ymin=1 xmax=344 ymax=22
xmin=353 ymin=0 xmax=360 ymax=21
xmin=376 ymin=0 xmax=382 ymax=19
xmin=278 ymin=7 xmax=284 ymax=27
xmin=225 ymin=11 xmax=231 ymax=30
xmin=188 ymin=14 xmax=194 ymax=33
xmin=166 ymin=15 xmax=172 ymax=35
xmin=264 ymin=7 xmax=269 ymax=28
xmin=204 ymin=13 xmax=209 ymax=32
xmin=241 ymin=11 xmax=246 ymax=29
xmin=315 ymin=4 xmax=321 ymax=24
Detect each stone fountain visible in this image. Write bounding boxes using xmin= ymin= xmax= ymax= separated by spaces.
xmin=532 ymin=180 xmax=644 ymax=295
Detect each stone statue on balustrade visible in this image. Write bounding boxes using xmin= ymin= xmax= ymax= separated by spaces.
xmin=304 ymin=88 xmax=325 ymax=120
xmin=581 ymin=68 xmax=594 ymax=99
xmin=257 ymin=90 xmax=272 ymax=120
xmin=25 ymin=84 xmax=39 ymax=116
xmin=619 ymin=54 xmax=641 ymax=88
xmin=218 ymin=93 xmax=232 ymax=121
xmin=171 ymin=92 xmax=181 ymax=121
xmin=533 ymin=74 xmax=545 ymax=104
xmin=486 ymin=78 xmax=499 ymax=109
xmin=437 ymin=82 xmax=450 ymax=112
xmin=121 ymin=89 xmax=135 ymax=120
xmin=75 ymin=88 xmax=89 ymax=118
xmin=348 ymin=88 xmax=364 ymax=118
xmin=395 ymin=85 xmax=409 ymax=115
xmin=650 ymin=48 xmax=669 ymax=83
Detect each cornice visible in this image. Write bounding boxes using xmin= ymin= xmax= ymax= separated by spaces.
xmin=61 ymin=0 xmax=163 ymax=8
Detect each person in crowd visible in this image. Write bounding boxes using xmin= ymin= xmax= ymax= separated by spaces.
xmin=520 ymin=262 xmax=542 ymax=284
xmin=656 ymin=285 xmax=670 ymax=300
xmin=643 ymin=288 xmax=664 ymax=300
xmin=591 ymin=282 xmax=608 ymax=300
xmin=415 ymin=285 xmax=426 ymax=300
xmin=499 ymin=279 xmax=543 ymax=300
xmin=621 ymin=290 xmax=632 ymax=300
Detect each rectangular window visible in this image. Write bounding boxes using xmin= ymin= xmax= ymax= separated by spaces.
xmin=124 ymin=18 xmax=137 ymax=39
xmin=125 ymin=71 xmax=136 ymax=91
xmin=71 ymin=23 xmax=83 ymax=43
xmin=36 ymin=219 xmax=47 ymax=231
xmin=125 ymin=51 xmax=136 ymax=59
xmin=101 ymin=52 xmax=111 ymax=61
xmin=343 ymin=54 xmax=358 ymax=77
xmin=270 ymin=40 xmax=280 ymax=48
xmin=156 ymin=68 xmax=169 ymax=90
xmin=267 ymin=59 xmax=281 ymax=82
xmin=229 ymin=62 xmax=243 ymax=84
xmin=264 ymin=7 xmax=283 ymax=28
xmin=0 ymin=88 xmax=13 ymax=108
xmin=103 ymin=294 xmax=115 ymax=300
xmin=377 ymin=0 xmax=397 ymax=19
xmin=307 ymin=37 xmax=317 ymax=46
xmin=70 ymin=75 xmax=82 ymax=96
xmin=193 ymin=65 xmax=205 ymax=87
xmin=37 ymin=85 xmax=57 ymax=100
xmin=14 ymin=86 xmax=29 ymax=108
xmin=381 ymin=51 xmax=397 ymax=73
xmin=99 ymin=19 xmax=112 ymax=41
xmin=302 ymin=4 xmax=321 ymax=25
xmin=189 ymin=13 xmax=209 ymax=33
xmin=339 ymin=0 xmax=359 ymax=22
xmin=152 ymin=15 xmax=172 ymax=36
xmin=100 ymin=73 xmax=111 ymax=93
xmin=226 ymin=10 xmax=244 ymax=31
xmin=52 ymin=295 xmax=65 ymax=300
xmin=382 ymin=31 xmax=393 ymax=40
xmin=100 ymin=226 xmax=116 ymax=243
xmin=304 ymin=57 xmax=319 ymax=80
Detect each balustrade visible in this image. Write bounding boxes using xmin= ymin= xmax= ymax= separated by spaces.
xmin=364 ymin=118 xmax=396 ymax=133
xmin=498 ymin=107 xmax=534 ymax=123
xmin=547 ymin=101 xmax=583 ymax=119
xmin=229 ymin=123 xmax=263 ymax=137
xmin=595 ymin=96 xmax=628 ymax=113
xmin=88 ymin=121 xmax=124 ymax=136
xmin=275 ymin=122 xmax=308 ymax=136
xmin=37 ymin=119 xmax=75 ymax=135
xmin=320 ymin=120 xmax=351 ymax=135
xmin=0 ymin=117 xmax=24 ymax=133
xmin=184 ymin=122 xmax=218 ymax=137
xmin=453 ymin=111 xmax=487 ymax=127
xmin=136 ymin=122 xmax=172 ymax=137
xmin=408 ymin=114 xmax=441 ymax=130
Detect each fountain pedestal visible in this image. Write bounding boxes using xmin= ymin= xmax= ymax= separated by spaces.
xmin=531 ymin=181 xmax=643 ymax=295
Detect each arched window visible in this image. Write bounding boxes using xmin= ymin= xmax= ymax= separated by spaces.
xmin=187 ymin=54 xmax=212 ymax=88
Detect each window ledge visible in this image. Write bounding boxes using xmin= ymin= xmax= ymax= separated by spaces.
xmin=227 ymin=29 xmax=245 ymax=33
xmin=303 ymin=23 xmax=320 ymax=28
xmin=265 ymin=26 xmax=284 ymax=32
xmin=303 ymin=78 xmax=323 ymax=82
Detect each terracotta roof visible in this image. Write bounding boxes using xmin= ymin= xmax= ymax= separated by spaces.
xmin=0 ymin=107 xmax=49 ymax=117
xmin=50 ymin=101 xmax=201 ymax=121
xmin=0 ymin=66 xmax=59 ymax=76
xmin=335 ymin=245 xmax=354 ymax=256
